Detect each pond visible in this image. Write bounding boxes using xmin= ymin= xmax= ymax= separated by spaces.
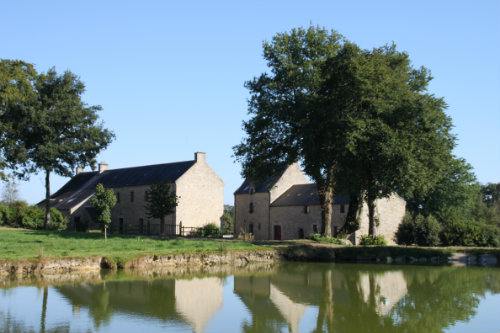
xmin=1 ymin=263 xmax=499 ymax=332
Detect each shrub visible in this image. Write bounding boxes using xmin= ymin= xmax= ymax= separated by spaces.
xmin=396 ymin=213 xmax=441 ymax=246
xmin=359 ymin=234 xmax=387 ymax=246
xmin=308 ymin=233 xmax=344 ymax=245
xmin=196 ymin=223 xmax=222 ymax=238
xmin=49 ymin=208 xmax=68 ymax=231
xmin=20 ymin=205 xmax=45 ymax=229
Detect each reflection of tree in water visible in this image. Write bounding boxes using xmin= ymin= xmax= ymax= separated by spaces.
xmin=389 ymin=266 xmax=500 ymax=333
xmin=236 ymin=263 xmax=500 ymax=333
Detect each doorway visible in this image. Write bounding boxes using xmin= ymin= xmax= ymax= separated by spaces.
xmin=119 ymin=218 xmax=124 ymax=234
xmin=274 ymin=225 xmax=282 ymax=240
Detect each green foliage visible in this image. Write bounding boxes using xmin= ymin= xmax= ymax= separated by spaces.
xmin=222 ymin=205 xmax=234 ymax=234
xmin=195 ymin=223 xmax=222 ymax=238
xmin=307 ymin=233 xmax=344 ymax=245
xmin=396 ymin=213 xmax=441 ymax=246
xmin=145 ymin=180 xmax=178 ymax=220
xmin=234 ymin=26 xmax=454 ymax=238
xmin=0 ymin=61 xmax=114 ymax=228
xmin=91 ymin=183 xmax=117 ymax=239
xmin=359 ymin=235 xmax=387 ymax=246
xmin=439 ymin=208 xmax=499 ymax=247
xmin=0 ymin=202 xmax=66 ymax=230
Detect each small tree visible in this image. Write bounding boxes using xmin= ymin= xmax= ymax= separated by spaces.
xmin=145 ymin=179 xmax=178 ymax=235
xmin=91 ymin=183 xmax=117 ymax=240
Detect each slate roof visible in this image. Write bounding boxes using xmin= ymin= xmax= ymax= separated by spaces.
xmin=234 ymin=175 xmax=281 ymax=195
xmin=47 ymin=160 xmax=195 ymax=211
xmin=271 ymin=184 xmax=350 ymax=207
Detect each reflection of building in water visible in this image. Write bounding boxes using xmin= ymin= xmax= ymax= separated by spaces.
xmin=269 ymin=284 xmax=307 ymax=333
xmin=56 ymin=277 xmax=223 ymax=332
xmin=359 ymin=271 xmax=408 ymax=316
xmin=234 ymin=275 xmax=309 ymax=333
xmin=175 ymin=277 xmax=223 ymax=333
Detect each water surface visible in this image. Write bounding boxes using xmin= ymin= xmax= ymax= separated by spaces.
xmin=1 ymin=263 xmax=499 ymax=332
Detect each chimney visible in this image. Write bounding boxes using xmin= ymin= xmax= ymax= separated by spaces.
xmin=194 ymin=152 xmax=206 ymax=163
xmin=98 ymin=162 xmax=108 ymax=173
xmin=76 ymin=166 xmax=84 ymax=175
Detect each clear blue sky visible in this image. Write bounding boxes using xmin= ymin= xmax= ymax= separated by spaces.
xmin=2 ymin=0 xmax=499 ymax=205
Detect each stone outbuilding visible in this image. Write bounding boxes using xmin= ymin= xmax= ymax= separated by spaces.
xmin=45 ymin=152 xmax=223 ymax=235
xmin=234 ymin=164 xmax=405 ymax=244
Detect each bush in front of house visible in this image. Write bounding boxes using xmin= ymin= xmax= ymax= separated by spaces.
xmin=307 ymin=233 xmax=344 ymax=245
xmin=196 ymin=223 xmax=222 ymax=238
xmin=359 ymin=234 xmax=387 ymax=246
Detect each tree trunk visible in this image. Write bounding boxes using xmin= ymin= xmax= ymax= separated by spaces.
xmin=44 ymin=170 xmax=51 ymax=230
xmin=320 ymin=186 xmax=334 ymax=237
xmin=318 ymin=166 xmax=335 ymax=237
xmin=367 ymin=197 xmax=376 ymax=237
xmin=104 ymin=226 xmax=107 ymax=241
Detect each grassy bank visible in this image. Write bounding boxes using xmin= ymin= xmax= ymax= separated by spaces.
xmin=0 ymin=228 xmax=270 ymax=263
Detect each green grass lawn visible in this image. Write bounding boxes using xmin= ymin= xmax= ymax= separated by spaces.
xmin=0 ymin=227 xmax=271 ymax=263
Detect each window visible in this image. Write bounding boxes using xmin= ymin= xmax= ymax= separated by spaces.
xmin=304 ymin=205 xmax=310 ymax=214
xmin=298 ymin=228 xmax=305 ymax=239
xmin=130 ymin=191 xmax=134 ymax=203
xmin=340 ymin=204 xmax=345 ymax=213
xmin=313 ymin=224 xmax=318 ymax=233
xmin=116 ymin=192 xmax=120 ymax=204
xmin=249 ymin=202 xmax=254 ymax=213
xmin=144 ymin=190 xmax=150 ymax=201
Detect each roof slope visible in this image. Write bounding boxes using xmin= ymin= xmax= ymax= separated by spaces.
xmin=234 ymin=175 xmax=281 ymax=195
xmin=271 ymin=184 xmax=349 ymax=207
xmin=48 ymin=160 xmax=195 ymax=211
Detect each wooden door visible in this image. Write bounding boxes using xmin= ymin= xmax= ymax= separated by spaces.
xmin=274 ymin=225 xmax=282 ymax=240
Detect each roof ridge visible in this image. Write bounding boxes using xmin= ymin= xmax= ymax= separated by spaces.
xmin=101 ymin=159 xmax=194 ymax=172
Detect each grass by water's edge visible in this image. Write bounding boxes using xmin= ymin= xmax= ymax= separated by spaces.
xmin=0 ymin=228 xmax=498 ymax=268
xmin=0 ymin=228 xmax=273 ymax=264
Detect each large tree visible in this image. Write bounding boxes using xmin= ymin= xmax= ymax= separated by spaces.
xmin=0 ymin=61 xmax=114 ymax=229
xmin=234 ymin=27 xmax=454 ymax=237
xmin=321 ymin=42 xmax=454 ymax=236
xmin=234 ymin=26 xmax=344 ymax=236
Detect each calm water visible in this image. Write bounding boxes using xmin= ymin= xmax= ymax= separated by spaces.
xmin=1 ymin=263 xmax=499 ymax=333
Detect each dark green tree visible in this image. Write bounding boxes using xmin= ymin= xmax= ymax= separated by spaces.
xmin=145 ymin=179 xmax=178 ymax=235
xmin=91 ymin=183 xmax=117 ymax=240
xmin=222 ymin=204 xmax=234 ymax=235
xmin=0 ymin=60 xmax=38 ymax=180
xmin=320 ymin=42 xmax=454 ymax=237
xmin=0 ymin=63 xmax=114 ymax=229
xmin=234 ymin=27 xmax=454 ymax=237
xmin=234 ymin=26 xmax=344 ymax=237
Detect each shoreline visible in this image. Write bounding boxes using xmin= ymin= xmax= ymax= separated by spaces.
xmin=1 ymin=244 xmax=498 ymax=278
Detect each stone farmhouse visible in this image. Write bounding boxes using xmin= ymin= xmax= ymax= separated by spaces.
xmin=46 ymin=152 xmax=223 ymax=235
xmin=234 ymin=163 xmax=406 ymax=244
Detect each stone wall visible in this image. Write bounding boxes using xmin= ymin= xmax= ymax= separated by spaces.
xmin=269 ymin=163 xmax=309 ymax=202
xmin=354 ymin=194 xmax=406 ymax=245
xmin=234 ymin=192 xmax=270 ymax=240
xmin=175 ymin=152 xmax=224 ymax=229
xmin=270 ymin=204 xmax=349 ymax=240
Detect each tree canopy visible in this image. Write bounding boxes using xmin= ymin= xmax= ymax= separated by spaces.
xmin=145 ymin=180 xmax=178 ymax=234
xmin=91 ymin=183 xmax=117 ymax=240
xmin=234 ymin=26 xmax=454 ymax=237
xmin=0 ymin=60 xmax=114 ymax=229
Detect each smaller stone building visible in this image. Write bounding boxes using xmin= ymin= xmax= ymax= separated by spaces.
xmin=45 ymin=152 xmax=223 ymax=235
xmin=234 ymin=164 xmax=406 ymax=244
